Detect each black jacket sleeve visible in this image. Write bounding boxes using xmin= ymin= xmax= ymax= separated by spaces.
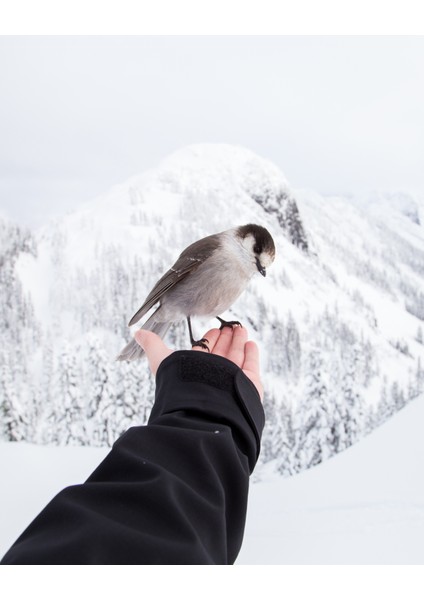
xmin=0 ymin=351 xmax=265 ymax=565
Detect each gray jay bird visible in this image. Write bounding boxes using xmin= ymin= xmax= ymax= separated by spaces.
xmin=117 ymin=223 xmax=276 ymax=361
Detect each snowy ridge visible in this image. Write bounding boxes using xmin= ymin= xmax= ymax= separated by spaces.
xmin=1 ymin=144 xmax=424 ymax=476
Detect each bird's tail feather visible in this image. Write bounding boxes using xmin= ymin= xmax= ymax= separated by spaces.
xmin=116 ymin=314 xmax=171 ymax=362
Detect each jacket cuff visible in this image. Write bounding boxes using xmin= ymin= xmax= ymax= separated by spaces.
xmin=148 ymin=351 xmax=265 ymax=471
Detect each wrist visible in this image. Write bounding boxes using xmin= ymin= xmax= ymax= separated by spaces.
xmin=151 ymin=350 xmax=265 ymax=472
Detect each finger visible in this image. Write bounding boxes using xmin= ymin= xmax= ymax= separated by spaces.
xmin=243 ymin=341 xmax=263 ymax=401
xmin=191 ymin=328 xmax=220 ymax=353
xmin=242 ymin=340 xmax=260 ymax=377
xmin=135 ymin=330 xmax=172 ymax=375
xmin=226 ymin=325 xmax=248 ymax=368
xmin=211 ymin=325 xmax=235 ymax=358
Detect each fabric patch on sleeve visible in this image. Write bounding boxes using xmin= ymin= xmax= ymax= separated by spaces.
xmin=179 ymin=355 xmax=235 ymax=394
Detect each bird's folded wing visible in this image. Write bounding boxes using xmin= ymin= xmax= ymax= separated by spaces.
xmin=128 ymin=233 xmax=221 ymax=327
xmin=127 ymin=257 xmax=200 ymax=326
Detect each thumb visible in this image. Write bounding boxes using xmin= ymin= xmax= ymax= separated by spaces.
xmin=135 ymin=330 xmax=172 ymax=375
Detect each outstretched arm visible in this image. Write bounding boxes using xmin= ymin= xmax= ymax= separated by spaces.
xmin=1 ymin=327 xmax=264 ymax=565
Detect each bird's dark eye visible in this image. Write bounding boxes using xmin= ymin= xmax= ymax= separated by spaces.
xmin=253 ymin=244 xmax=261 ymax=254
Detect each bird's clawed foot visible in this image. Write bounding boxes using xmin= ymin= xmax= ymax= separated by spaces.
xmin=186 ymin=317 xmax=210 ymax=351
xmin=191 ymin=337 xmax=210 ymax=351
xmin=216 ymin=316 xmax=242 ymax=330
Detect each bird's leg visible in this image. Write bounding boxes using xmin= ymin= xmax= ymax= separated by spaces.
xmin=216 ymin=316 xmax=242 ymax=330
xmin=187 ymin=316 xmax=209 ymax=351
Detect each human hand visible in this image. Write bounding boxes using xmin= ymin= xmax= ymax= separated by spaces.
xmin=134 ymin=326 xmax=263 ymax=402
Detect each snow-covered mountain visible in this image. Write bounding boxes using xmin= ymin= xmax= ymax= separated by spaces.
xmin=1 ymin=144 xmax=424 ymax=476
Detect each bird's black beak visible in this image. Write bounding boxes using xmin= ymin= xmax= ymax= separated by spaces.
xmin=256 ymin=257 xmax=266 ymax=277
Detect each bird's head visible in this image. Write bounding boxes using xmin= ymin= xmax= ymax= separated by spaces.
xmin=236 ymin=224 xmax=276 ymax=277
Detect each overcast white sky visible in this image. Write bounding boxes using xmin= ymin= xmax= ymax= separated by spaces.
xmin=1 ymin=35 xmax=424 ymax=227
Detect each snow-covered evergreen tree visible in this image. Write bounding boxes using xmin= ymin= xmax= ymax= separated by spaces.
xmin=56 ymin=343 xmax=87 ymax=445
xmin=87 ymin=336 xmax=117 ymax=446
xmin=0 ymin=355 xmax=23 ymax=441
xmin=292 ymin=349 xmax=332 ymax=471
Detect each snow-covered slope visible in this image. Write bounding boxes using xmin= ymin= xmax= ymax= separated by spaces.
xmin=1 ymin=393 xmax=423 ymax=564
xmin=2 ymin=144 xmax=424 ymax=476
xmin=238 ymin=393 xmax=424 ymax=564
